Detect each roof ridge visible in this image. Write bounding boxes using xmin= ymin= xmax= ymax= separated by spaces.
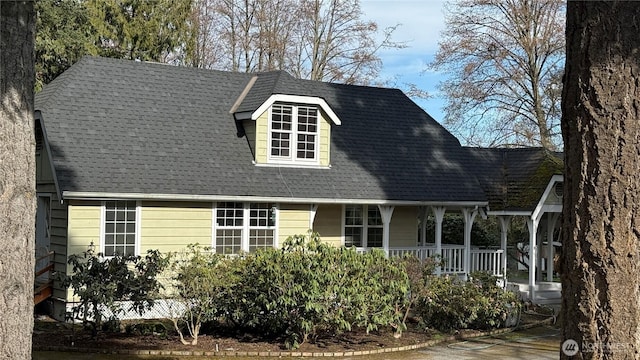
xmin=35 ymin=56 xmax=92 ymax=110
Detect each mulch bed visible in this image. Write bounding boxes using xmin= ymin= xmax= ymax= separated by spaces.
xmin=32 ymin=308 xmax=556 ymax=355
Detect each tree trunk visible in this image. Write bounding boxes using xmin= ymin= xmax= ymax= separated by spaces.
xmin=561 ymin=1 xmax=640 ymax=359
xmin=0 ymin=1 xmax=36 ymax=359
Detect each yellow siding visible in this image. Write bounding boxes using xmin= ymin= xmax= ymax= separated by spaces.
xmin=67 ymin=201 xmax=101 ymax=257
xmin=319 ymin=111 xmax=331 ymax=166
xmin=66 ymin=201 xmax=102 ymax=301
xmin=278 ymin=204 xmax=311 ymax=245
xmin=255 ymin=110 xmax=269 ymax=163
xmin=140 ymin=202 xmax=212 ymax=254
xmin=313 ymin=204 xmax=343 ymax=247
xmin=389 ymin=206 xmax=419 ymax=247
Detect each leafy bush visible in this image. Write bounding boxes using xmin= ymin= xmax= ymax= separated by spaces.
xmin=416 ymin=272 xmax=520 ymax=332
xmin=166 ymin=244 xmax=241 ymax=345
xmin=395 ymin=255 xmax=439 ymax=333
xmin=62 ymin=248 xmax=169 ymax=335
xmin=224 ymin=232 xmax=409 ymax=349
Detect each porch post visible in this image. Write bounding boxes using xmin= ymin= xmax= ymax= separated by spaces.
xmin=309 ymin=204 xmax=318 ymax=231
xmin=547 ymin=212 xmax=560 ymax=282
xmin=378 ymin=205 xmax=395 ymax=257
xmin=462 ymin=207 xmax=477 ymax=280
xmin=536 ymin=225 xmax=544 ymax=284
xmin=526 ymin=217 xmax=539 ymax=301
xmin=498 ymin=216 xmax=511 ymax=281
xmin=432 ymin=206 xmax=446 ymax=275
xmin=418 ymin=206 xmax=427 ymax=247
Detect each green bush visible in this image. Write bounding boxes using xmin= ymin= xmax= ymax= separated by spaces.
xmin=417 ymin=272 xmax=520 ymax=332
xmin=62 ymin=248 xmax=169 ymax=335
xmin=224 ymin=232 xmax=409 ymax=349
xmin=167 ymin=244 xmax=242 ymax=345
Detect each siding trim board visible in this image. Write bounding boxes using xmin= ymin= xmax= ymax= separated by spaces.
xmin=63 ymin=191 xmax=488 ymax=208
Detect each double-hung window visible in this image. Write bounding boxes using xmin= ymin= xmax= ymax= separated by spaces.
xmin=214 ymin=202 xmax=277 ymax=254
xmin=344 ymin=205 xmax=383 ymax=248
xmin=215 ymin=202 xmax=244 ymax=254
xmin=270 ymin=103 xmax=318 ymax=163
xmin=103 ymin=200 xmax=138 ymax=256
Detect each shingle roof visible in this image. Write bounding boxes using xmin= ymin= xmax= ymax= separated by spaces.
xmin=35 ymin=56 xmax=488 ymax=203
xmin=464 ymin=147 xmax=563 ymax=211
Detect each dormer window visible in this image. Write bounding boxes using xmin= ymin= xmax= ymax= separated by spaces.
xmin=270 ymin=103 xmax=319 ymax=163
xmin=241 ymin=93 xmax=340 ymax=167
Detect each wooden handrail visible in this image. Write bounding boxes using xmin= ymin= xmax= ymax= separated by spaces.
xmin=34 ymin=250 xmax=55 ymax=306
xmin=35 ymin=250 xmax=54 ymax=264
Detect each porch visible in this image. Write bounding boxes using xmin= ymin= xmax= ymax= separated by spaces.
xmin=359 ymin=245 xmax=506 ymax=278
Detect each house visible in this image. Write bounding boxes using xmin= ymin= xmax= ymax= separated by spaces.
xmin=34 ymin=56 xmax=563 ymax=317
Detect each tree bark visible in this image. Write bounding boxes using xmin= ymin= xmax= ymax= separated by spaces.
xmin=561 ymin=1 xmax=640 ymax=359
xmin=0 ymin=1 xmax=36 ymax=359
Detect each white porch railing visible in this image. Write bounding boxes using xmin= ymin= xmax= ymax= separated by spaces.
xmin=358 ymin=245 xmax=505 ymax=277
xmin=440 ymin=245 xmax=465 ymax=274
xmin=470 ymin=248 xmax=505 ymax=277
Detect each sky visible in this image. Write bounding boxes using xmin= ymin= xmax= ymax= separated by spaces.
xmin=360 ymin=0 xmax=448 ymax=122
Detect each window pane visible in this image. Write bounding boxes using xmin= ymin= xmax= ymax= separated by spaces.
xmin=345 ymin=206 xmax=363 ymax=226
xmin=217 ymin=202 xmax=243 ymax=227
xmin=368 ymin=207 xmax=383 ymax=226
xmin=345 ymin=227 xmax=362 ymax=248
xmin=104 ymin=201 xmax=136 ymax=256
xmin=249 ymin=229 xmax=274 ymax=252
xmin=367 ymin=228 xmax=383 ymax=248
xmin=295 ymin=106 xmax=317 ymax=160
xmin=124 ymin=246 xmax=135 ymax=257
xmin=215 ymin=229 xmax=242 ymax=254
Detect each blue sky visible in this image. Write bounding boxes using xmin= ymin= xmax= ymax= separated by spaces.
xmin=360 ymin=0 xmax=447 ymax=122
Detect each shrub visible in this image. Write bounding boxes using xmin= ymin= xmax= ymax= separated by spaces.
xmin=417 ymin=272 xmax=520 ymax=332
xmin=226 ymin=232 xmax=409 ymax=349
xmin=166 ymin=244 xmax=241 ymax=345
xmin=62 ymin=248 xmax=168 ymax=335
xmin=394 ymin=255 xmax=439 ymax=334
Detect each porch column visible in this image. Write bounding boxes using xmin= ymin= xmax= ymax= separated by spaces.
xmin=419 ymin=206 xmax=428 ymax=247
xmin=547 ymin=212 xmax=560 ymax=281
xmin=309 ymin=204 xmax=319 ymax=230
xmin=432 ymin=206 xmax=446 ymax=275
xmin=536 ymin=225 xmax=544 ymax=284
xmin=498 ymin=216 xmax=511 ymax=281
xmin=462 ymin=207 xmax=478 ymax=280
xmin=378 ymin=205 xmax=395 ymax=256
xmin=526 ymin=217 xmax=540 ymax=301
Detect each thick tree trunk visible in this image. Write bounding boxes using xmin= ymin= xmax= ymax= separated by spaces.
xmin=561 ymin=2 xmax=640 ymax=359
xmin=0 ymin=1 xmax=36 ymax=359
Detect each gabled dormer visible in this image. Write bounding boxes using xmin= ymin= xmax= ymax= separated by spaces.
xmin=231 ymin=73 xmax=341 ymax=168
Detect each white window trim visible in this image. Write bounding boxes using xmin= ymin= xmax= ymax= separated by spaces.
xmin=100 ymin=200 xmax=141 ymax=257
xmin=267 ymin=103 xmax=320 ymax=165
xmin=212 ymin=202 xmax=279 ymax=253
xmin=342 ymin=204 xmax=383 ymax=250
xmin=251 ymin=94 xmax=341 ymax=126
xmin=212 ymin=202 xmax=244 ymax=254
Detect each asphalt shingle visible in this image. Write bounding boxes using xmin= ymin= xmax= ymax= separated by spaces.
xmin=36 ymin=56 xmax=489 ymax=203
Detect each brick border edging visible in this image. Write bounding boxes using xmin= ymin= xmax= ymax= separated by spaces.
xmin=33 ymin=317 xmax=555 ymax=357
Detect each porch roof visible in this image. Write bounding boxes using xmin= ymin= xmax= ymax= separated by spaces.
xmin=464 ymin=147 xmax=563 ymax=212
